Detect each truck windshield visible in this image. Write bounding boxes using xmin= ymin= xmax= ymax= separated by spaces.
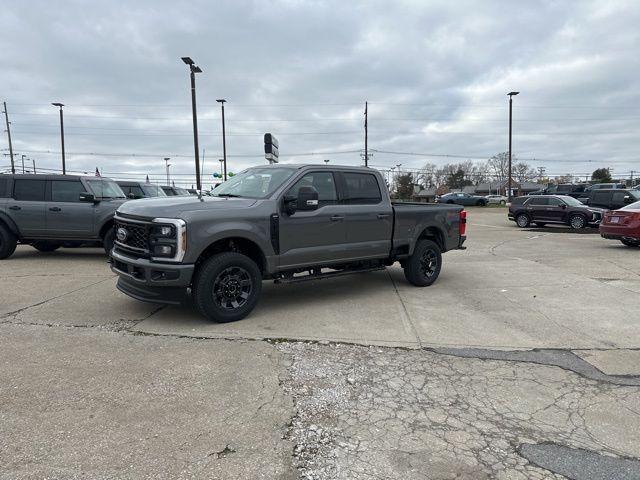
xmin=142 ymin=184 xmax=167 ymax=197
xmin=212 ymin=167 xmax=297 ymax=199
xmin=86 ymin=179 xmax=126 ymax=199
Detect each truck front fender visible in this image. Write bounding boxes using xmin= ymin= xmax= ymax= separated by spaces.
xmin=0 ymin=211 xmax=20 ymax=237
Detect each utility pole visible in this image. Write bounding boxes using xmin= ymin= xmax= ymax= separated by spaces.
xmin=507 ymin=92 xmax=519 ymax=201
xmin=631 ymin=170 xmax=635 ymax=187
xmin=21 ymin=154 xmax=26 ymax=174
xmin=32 ymin=158 xmax=36 ymax=174
xmin=364 ymin=101 xmax=368 ymax=167
xmin=537 ymin=166 xmax=546 ymax=180
xmin=3 ymin=102 xmax=15 ymax=174
xmin=217 ymin=99 xmax=227 ymax=181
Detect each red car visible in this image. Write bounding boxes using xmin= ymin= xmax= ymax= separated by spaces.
xmin=600 ymin=200 xmax=640 ymax=247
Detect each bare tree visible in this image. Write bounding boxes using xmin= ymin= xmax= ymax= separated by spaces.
xmin=513 ymin=162 xmax=537 ymax=183
xmin=486 ymin=152 xmax=511 ymax=182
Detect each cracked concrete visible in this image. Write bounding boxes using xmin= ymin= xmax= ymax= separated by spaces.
xmin=278 ymin=341 xmax=640 ymax=480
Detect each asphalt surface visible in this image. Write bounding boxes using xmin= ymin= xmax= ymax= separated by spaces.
xmin=1 ymin=207 xmax=639 ymax=479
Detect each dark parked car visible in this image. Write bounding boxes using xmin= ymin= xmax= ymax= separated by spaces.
xmin=578 ymin=189 xmax=640 ymax=210
xmin=117 ymin=181 xmax=167 ymax=199
xmin=600 ymin=200 xmax=640 ymax=247
xmin=160 ymin=185 xmax=190 ymax=196
xmin=437 ymin=192 xmax=487 ymax=206
xmin=0 ymin=174 xmax=127 ymax=259
xmin=529 ymin=183 xmax=589 ymax=198
xmin=508 ymin=195 xmax=604 ymax=229
xmin=111 ymin=165 xmax=467 ymax=322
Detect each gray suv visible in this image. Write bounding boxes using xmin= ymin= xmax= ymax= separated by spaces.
xmin=0 ymin=174 xmax=127 ymax=259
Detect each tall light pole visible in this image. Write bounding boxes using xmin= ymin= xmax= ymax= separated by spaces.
xmin=216 ymin=99 xmax=227 ymax=181
xmin=324 ymin=159 xmax=330 ymax=164
xmin=2 ymin=102 xmax=15 ymax=174
xmin=164 ymin=157 xmax=171 ymax=185
xmin=507 ymin=91 xmax=519 ymax=201
xmin=181 ymin=57 xmax=203 ymax=191
xmin=52 ymin=103 xmax=66 ymax=174
xmin=21 ymin=154 xmax=26 ymax=174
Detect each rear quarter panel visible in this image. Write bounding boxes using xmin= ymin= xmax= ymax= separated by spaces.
xmin=393 ymin=203 xmax=462 ymax=253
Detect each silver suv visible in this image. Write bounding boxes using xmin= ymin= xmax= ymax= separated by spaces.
xmin=0 ymin=174 xmax=128 ymax=259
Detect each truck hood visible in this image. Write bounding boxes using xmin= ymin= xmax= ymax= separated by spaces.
xmin=116 ymin=195 xmax=258 ymax=218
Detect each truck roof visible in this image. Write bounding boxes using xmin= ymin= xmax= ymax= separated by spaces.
xmin=0 ymin=173 xmax=116 ymax=181
xmin=249 ymin=164 xmax=376 ymax=171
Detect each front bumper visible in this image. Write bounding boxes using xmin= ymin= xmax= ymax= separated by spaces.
xmin=110 ymin=249 xmax=194 ymax=305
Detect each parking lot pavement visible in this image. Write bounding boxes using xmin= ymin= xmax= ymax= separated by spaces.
xmin=2 ymin=207 xmax=640 ymax=478
xmin=0 ymin=322 xmax=295 ymax=480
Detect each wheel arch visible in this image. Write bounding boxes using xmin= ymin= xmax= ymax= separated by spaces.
xmin=99 ymin=218 xmax=114 ymax=239
xmin=194 ymin=236 xmax=267 ymax=276
xmin=416 ymin=225 xmax=445 ymax=252
xmin=0 ymin=212 xmax=20 ymax=237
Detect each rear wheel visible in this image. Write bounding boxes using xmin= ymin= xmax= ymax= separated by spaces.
xmin=569 ymin=215 xmax=586 ymax=230
xmin=0 ymin=224 xmax=18 ymax=260
xmin=32 ymin=241 xmax=60 ymax=252
xmin=193 ymin=252 xmax=262 ymax=323
xmin=500 ymin=200 xmax=506 ymax=206
xmin=403 ymin=239 xmax=442 ymax=287
xmin=516 ymin=214 xmax=530 ymax=228
xmin=621 ymin=239 xmax=640 ymax=247
xmin=102 ymin=227 xmax=115 ymax=254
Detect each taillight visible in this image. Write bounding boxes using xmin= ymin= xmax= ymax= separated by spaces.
xmin=459 ymin=210 xmax=467 ymax=236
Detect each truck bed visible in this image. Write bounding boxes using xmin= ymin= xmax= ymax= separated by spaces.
xmin=392 ymin=202 xmax=464 ymax=253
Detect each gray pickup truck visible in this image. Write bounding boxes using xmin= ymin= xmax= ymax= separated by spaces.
xmin=110 ymin=165 xmax=466 ymax=322
xmin=0 ymin=174 xmax=126 ymax=258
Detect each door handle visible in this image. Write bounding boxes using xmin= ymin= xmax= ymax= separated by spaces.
xmin=9 ymin=205 xmax=21 ymax=211
xmin=377 ymin=213 xmax=390 ymax=219
xmin=330 ymin=215 xmax=345 ymax=221
xmin=49 ymin=207 xmax=62 ymax=212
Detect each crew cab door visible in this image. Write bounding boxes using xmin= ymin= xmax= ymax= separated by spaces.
xmin=524 ymin=196 xmax=549 ymax=221
xmin=278 ymin=171 xmax=350 ymax=268
xmin=9 ymin=178 xmax=47 ymax=236
xmin=337 ymin=171 xmax=393 ymax=259
xmin=46 ymin=179 xmax=95 ymax=237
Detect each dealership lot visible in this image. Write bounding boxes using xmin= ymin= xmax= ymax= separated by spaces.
xmin=1 ymin=208 xmax=639 ymax=479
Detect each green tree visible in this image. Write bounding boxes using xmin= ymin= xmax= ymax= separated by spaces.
xmin=591 ymin=168 xmax=612 ymax=183
xmin=395 ymin=173 xmax=414 ymax=199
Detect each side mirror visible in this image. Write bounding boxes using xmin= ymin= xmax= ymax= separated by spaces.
xmin=296 ymin=186 xmax=319 ymax=211
xmin=560 ymin=204 xmax=567 ymax=209
xmin=79 ymin=192 xmax=96 ymax=203
xmin=283 ymin=194 xmax=297 ymax=215
xmin=624 ymin=195 xmax=632 ymax=204
xmin=127 ymin=193 xmax=136 ymax=199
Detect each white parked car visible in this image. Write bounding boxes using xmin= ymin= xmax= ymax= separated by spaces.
xmin=484 ymin=194 xmax=508 ymax=205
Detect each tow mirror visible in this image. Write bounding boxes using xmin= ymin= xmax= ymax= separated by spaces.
xmin=297 ymin=186 xmax=319 ymax=211
xmin=79 ymin=192 xmax=96 ymax=203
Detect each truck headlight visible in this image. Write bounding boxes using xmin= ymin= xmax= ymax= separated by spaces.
xmin=150 ymin=218 xmax=186 ymax=262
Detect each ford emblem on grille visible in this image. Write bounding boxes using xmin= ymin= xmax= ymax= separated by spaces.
xmin=116 ymin=227 xmax=128 ymax=242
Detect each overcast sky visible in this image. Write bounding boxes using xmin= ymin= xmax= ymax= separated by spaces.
xmin=1 ymin=0 xmax=639 ymax=186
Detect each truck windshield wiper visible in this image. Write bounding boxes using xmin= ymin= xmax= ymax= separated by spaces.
xmin=215 ymin=193 xmax=242 ymax=198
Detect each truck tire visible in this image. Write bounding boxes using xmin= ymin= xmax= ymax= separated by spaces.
xmin=403 ymin=239 xmax=442 ymax=287
xmin=32 ymin=241 xmax=61 ymax=252
xmin=569 ymin=214 xmax=586 ymax=230
xmin=0 ymin=223 xmax=18 ymax=260
xmin=102 ymin=227 xmax=115 ymax=254
xmin=193 ymin=252 xmax=262 ymax=323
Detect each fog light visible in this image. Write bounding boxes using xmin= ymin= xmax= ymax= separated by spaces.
xmin=154 ymin=245 xmax=173 ymax=255
xmin=159 ymin=226 xmax=172 ymax=236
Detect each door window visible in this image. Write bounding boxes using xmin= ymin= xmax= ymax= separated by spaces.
xmin=51 ymin=180 xmax=86 ymax=202
xmin=528 ymin=197 xmax=549 ymax=206
xmin=287 ymin=172 xmax=337 ymax=207
xmin=13 ymin=179 xmax=46 ymax=201
xmin=592 ymin=191 xmax=609 ymax=205
xmin=612 ymin=191 xmax=628 ymax=205
xmin=0 ymin=178 xmax=7 ymax=197
xmin=547 ymin=197 xmax=564 ymax=206
xmin=342 ymin=172 xmax=382 ymax=204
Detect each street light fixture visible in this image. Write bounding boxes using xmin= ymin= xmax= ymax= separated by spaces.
xmin=51 ymin=102 xmax=66 ymax=174
xmin=164 ymin=157 xmax=171 ymax=185
xmin=507 ymin=91 xmax=519 ymax=201
xmin=216 ymin=99 xmax=227 ymax=181
xmin=181 ymin=57 xmax=203 ymax=192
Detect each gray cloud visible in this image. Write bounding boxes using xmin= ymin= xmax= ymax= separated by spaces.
xmin=1 ymin=0 xmax=638 ymax=186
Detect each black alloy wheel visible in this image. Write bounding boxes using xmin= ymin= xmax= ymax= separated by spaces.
xmin=213 ymin=266 xmax=253 ymax=310
xmin=404 ymin=239 xmax=442 ymax=287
